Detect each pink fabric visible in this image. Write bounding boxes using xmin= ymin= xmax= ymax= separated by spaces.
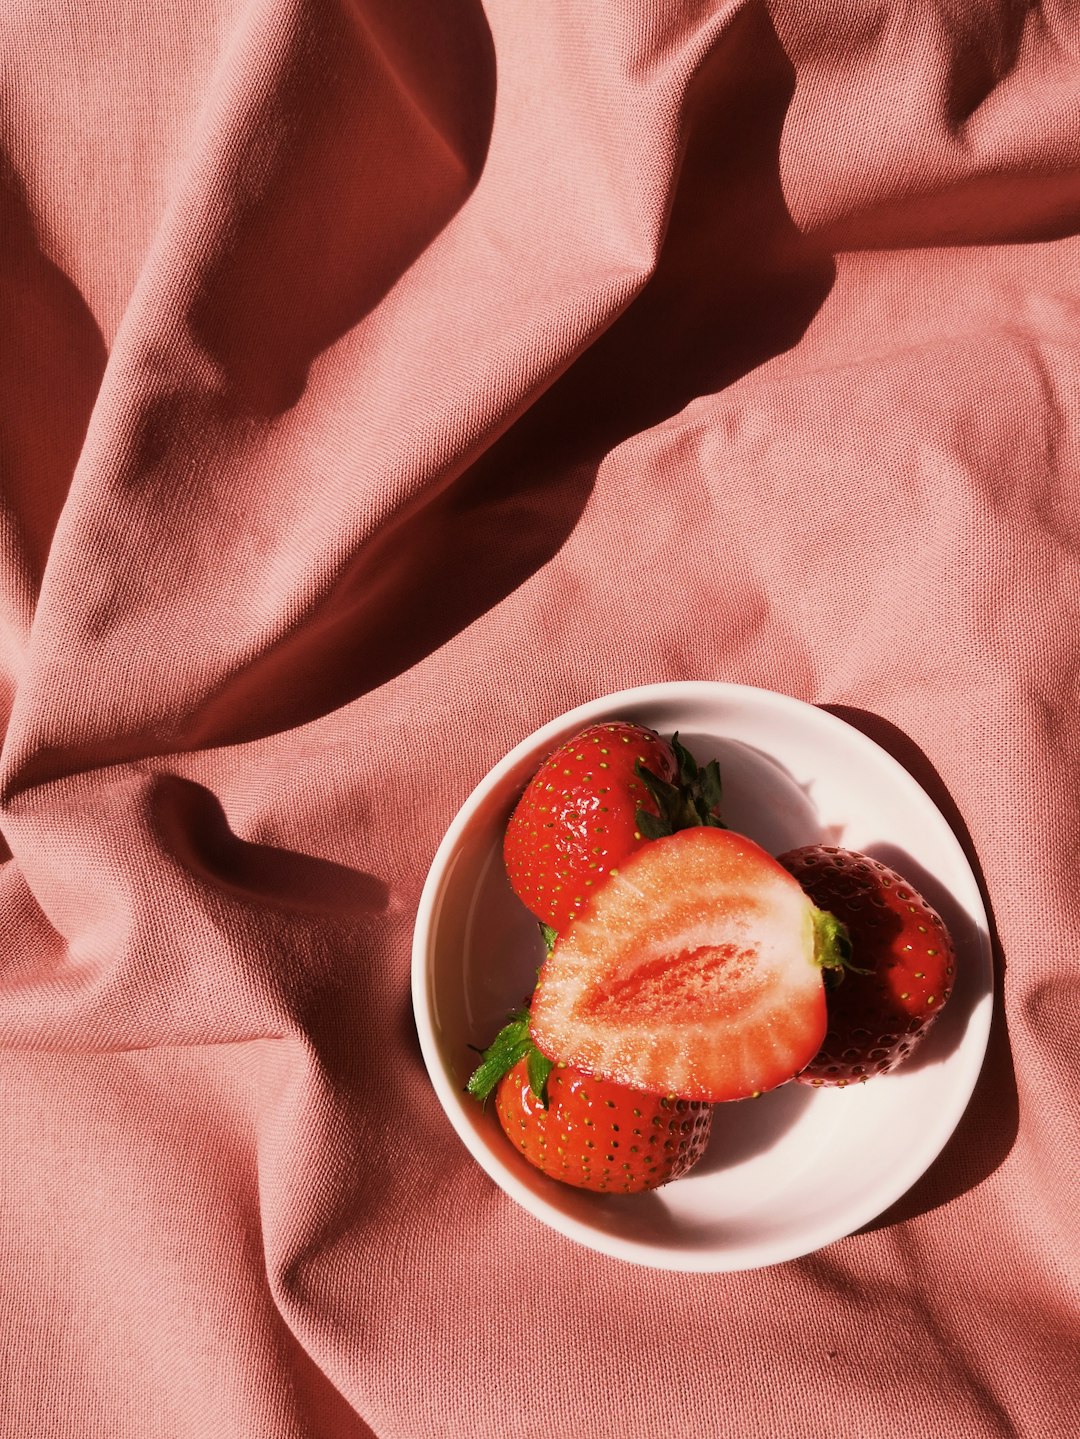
xmin=2 ymin=1 xmax=1077 ymax=1433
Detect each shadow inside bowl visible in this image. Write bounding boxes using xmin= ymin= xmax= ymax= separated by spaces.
xmin=694 ymin=1081 xmax=816 ymax=1175
xmin=676 ymin=733 xmax=828 ymax=854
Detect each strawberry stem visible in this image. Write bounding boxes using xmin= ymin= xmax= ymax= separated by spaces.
xmin=814 ymin=907 xmax=847 ymax=960
xmin=811 ymin=907 xmax=861 ymax=973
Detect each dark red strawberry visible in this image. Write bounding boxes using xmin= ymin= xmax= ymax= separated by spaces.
xmin=503 ymin=721 xmax=722 ymax=932
xmin=528 ymin=826 xmax=850 ymax=1103
xmin=777 ymin=846 xmax=956 ymax=1086
xmin=467 ymin=1010 xmax=711 ymax=1193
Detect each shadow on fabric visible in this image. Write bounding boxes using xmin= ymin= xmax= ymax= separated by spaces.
xmin=0 ymin=153 xmax=108 ymax=597
xmin=822 ymin=706 xmax=1018 ymax=1229
xmin=333 ymin=0 xmax=839 ymax=682
xmin=323 ymin=0 xmax=837 ymax=701
xmin=188 ymin=0 xmax=497 ymax=416
xmin=0 ymin=151 xmax=107 ymax=850
xmin=154 ymin=774 xmax=389 ymax=920
xmin=804 ymin=2 xmax=1080 ymax=252
xmin=181 ymin=2 xmax=836 ymax=745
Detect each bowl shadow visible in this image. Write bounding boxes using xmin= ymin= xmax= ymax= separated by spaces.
xmin=819 ymin=706 xmax=1015 ymax=1229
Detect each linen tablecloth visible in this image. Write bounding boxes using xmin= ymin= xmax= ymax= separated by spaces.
xmin=2 ymin=1 xmax=1077 ymax=1434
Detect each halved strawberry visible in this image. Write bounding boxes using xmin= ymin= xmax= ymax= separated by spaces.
xmin=778 ymin=846 xmax=956 ymax=1086
xmin=503 ymin=721 xmax=723 ymax=933
xmin=528 ymin=827 xmax=848 ymax=1103
xmin=467 ymin=1011 xmax=711 ymax=1193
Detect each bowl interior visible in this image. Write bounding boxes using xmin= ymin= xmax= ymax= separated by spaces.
xmin=413 ymin=683 xmax=993 ymax=1270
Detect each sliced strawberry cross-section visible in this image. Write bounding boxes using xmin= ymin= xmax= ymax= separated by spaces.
xmin=529 ymin=826 xmax=846 ymax=1103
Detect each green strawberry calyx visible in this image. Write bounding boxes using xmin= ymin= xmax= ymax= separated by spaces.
xmin=466 ymin=1009 xmax=554 ymax=1108
xmin=635 ymin=732 xmax=725 ymax=839
xmin=811 ymin=906 xmax=869 ymax=982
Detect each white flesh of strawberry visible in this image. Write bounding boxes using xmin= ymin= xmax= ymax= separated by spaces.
xmin=529 ymin=827 xmax=827 ymax=1102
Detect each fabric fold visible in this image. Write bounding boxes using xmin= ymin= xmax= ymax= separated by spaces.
xmin=2 ymin=2 xmax=1078 ymax=1436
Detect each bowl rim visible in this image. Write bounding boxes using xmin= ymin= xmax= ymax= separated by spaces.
xmin=410 ymin=680 xmax=994 ymax=1270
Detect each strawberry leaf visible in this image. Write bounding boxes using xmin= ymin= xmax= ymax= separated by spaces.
xmin=539 ymin=922 xmax=558 ymax=956
xmin=635 ymin=735 xmax=726 ymax=836
xmin=466 ymin=1008 xmax=555 ymax=1107
xmin=466 ymin=1010 xmax=532 ymax=1103
xmin=697 ymin=758 xmax=724 ymax=823
xmin=636 ymin=807 xmax=671 ymax=841
xmin=525 ymin=1047 xmax=554 ymax=1107
xmin=671 ymin=733 xmax=700 ymax=790
xmin=636 ymin=764 xmax=684 ymax=815
xmin=671 ymin=734 xmax=725 ymax=828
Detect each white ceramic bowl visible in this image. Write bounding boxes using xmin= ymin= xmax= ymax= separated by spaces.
xmin=411 ymin=682 xmax=993 ymax=1270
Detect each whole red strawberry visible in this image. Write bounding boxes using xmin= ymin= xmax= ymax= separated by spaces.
xmin=777 ymin=846 xmax=955 ymax=1086
xmin=467 ymin=1011 xmax=711 ymax=1193
xmin=503 ymin=720 xmax=722 ymax=932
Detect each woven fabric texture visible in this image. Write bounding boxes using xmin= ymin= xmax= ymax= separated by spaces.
xmin=1 ymin=1 xmax=1078 ymax=1435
